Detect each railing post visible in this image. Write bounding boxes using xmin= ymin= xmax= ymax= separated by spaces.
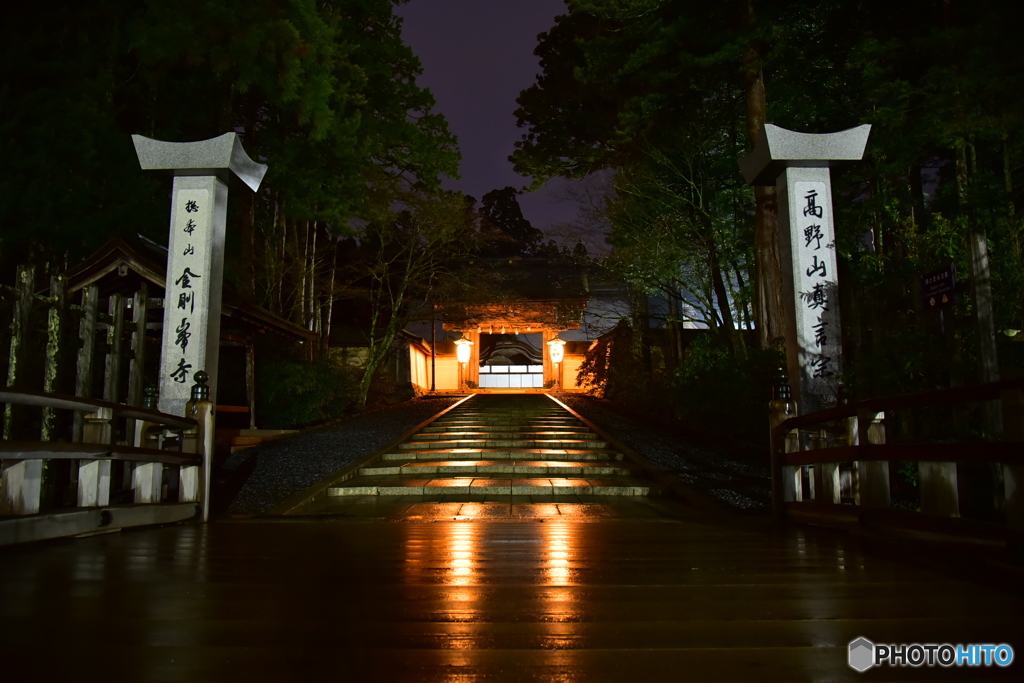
xmin=73 ymin=285 xmax=100 ymax=442
xmin=126 ymin=284 xmax=149 ymax=445
xmin=4 ymin=264 xmax=35 ymax=440
xmin=132 ymin=386 xmax=162 ymax=504
xmin=182 ymin=372 xmax=214 ymax=521
xmin=78 ymin=406 xmax=113 ymax=507
xmin=768 ymin=367 xmax=796 ymax=522
xmin=1002 ymin=386 xmax=1024 ymax=531
xmin=919 ymin=460 xmax=960 ymax=518
xmin=855 ymin=409 xmax=890 ymax=508
xmin=813 ymin=452 xmax=841 ymax=505
xmin=843 ymin=414 xmax=859 ymax=501
xmin=1 ymin=459 xmax=43 ymax=515
xmin=3 ymin=270 xmax=41 ymax=513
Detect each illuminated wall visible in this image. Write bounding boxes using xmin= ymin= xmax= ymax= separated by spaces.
xmin=409 ymin=344 xmax=429 ymax=392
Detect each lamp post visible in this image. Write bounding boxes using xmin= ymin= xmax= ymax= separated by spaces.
xmin=454 ymin=336 xmax=474 ymax=390
xmin=547 ymin=337 xmax=566 ymax=391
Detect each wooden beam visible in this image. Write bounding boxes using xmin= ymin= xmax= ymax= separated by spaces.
xmin=103 ymin=293 xmax=125 ymax=403
xmin=73 ymin=285 xmax=99 ymax=441
xmin=128 ymin=285 xmax=149 ymax=408
xmin=782 ymin=442 xmax=1024 ymax=467
xmin=2 ymin=265 xmax=41 ymax=515
xmin=41 ymin=274 xmax=66 ymax=440
xmin=0 ymin=502 xmax=199 ymax=547
xmin=4 ymin=264 xmax=34 ymax=440
xmin=0 ymin=441 xmax=199 ymax=466
xmin=0 ymin=389 xmax=197 ymax=430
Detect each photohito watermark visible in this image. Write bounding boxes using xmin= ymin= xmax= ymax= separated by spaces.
xmin=849 ymin=638 xmax=1014 ymax=672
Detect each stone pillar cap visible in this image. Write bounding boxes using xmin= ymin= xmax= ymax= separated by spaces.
xmin=738 ymin=124 xmax=871 ymax=186
xmin=132 ymin=132 xmax=268 ymax=192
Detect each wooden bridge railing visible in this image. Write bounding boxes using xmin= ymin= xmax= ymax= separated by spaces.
xmin=769 ymin=375 xmax=1024 ymax=546
xmin=0 ymin=375 xmax=215 ymax=546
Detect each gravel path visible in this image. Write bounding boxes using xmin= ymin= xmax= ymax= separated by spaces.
xmin=557 ymin=395 xmax=772 ymax=513
xmin=221 ymin=396 xmax=463 ymax=515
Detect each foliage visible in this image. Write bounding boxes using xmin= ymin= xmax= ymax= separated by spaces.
xmin=478 ymin=187 xmax=543 ymax=256
xmin=666 ymin=334 xmax=783 ymax=443
xmin=256 ymin=357 xmax=359 ymax=429
xmin=517 ymin=0 xmax=1024 ymax=408
xmin=577 ymin=321 xmax=782 ymax=444
xmin=335 ymin=184 xmax=479 ymax=409
xmin=1 ymin=1 xmax=465 ymax=413
xmin=575 ymin=319 xmax=656 ymax=406
xmin=0 ymin=0 xmax=459 ymax=324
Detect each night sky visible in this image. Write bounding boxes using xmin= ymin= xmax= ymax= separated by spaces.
xmin=395 ymin=0 xmax=583 ymax=236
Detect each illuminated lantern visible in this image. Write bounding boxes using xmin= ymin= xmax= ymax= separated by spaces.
xmin=547 ymin=338 xmax=566 ymax=364
xmin=455 ymin=337 xmax=474 ymax=364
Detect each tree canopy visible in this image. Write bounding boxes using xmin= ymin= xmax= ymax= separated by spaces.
xmin=515 ymin=0 xmax=1024 ymax=425
xmin=0 ymin=0 xmax=459 ymax=267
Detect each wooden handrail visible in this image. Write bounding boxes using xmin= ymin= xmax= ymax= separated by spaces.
xmin=768 ymin=374 xmax=1024 ymax=539
xmin=0 ymin=388 xmax=197 ymax=430
xmin=776 ymin=376 xmax=1024 ymax=433
xmin=781 ymin=442 xmax=1024 ymax=467
xmin=2 ymin=382 xmax=216 ymax=535
xmin=0 ymin=442 xmax=200 ymax=467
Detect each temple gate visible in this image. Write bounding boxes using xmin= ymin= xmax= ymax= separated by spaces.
xmin=413 ymin=298 xmax=590 ymax=393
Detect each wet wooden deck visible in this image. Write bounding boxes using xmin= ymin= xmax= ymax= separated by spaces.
xmin=2 ymin=513 xmax=1021 ymax=681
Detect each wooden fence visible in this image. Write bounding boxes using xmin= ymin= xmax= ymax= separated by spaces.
xmin=1 ymin=263 xmax=214 ymax=545
xmin=769 ymin=373 xmax=1024 ymax=549
xmin=1 ymin=264 xmax=162 ymax=443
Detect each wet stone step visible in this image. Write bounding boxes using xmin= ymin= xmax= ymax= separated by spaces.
xmin=328 ymin=481 xmax=651 ymax=497
xmin=319 ymin=394 xmax=653 ymax=503
xmin=422 ymin=423 xmax=582 ymax=430
xmin=432 ymin=415 xmax=574 ymax=420
xmin=381 ymin=450 xmax=624 ymax=461
xmin=428 ymin=421 xmax=577 ymax=428
xmin=397 ymin=439 xmax=610 ymax=450
xmin=410 ymin=431 xmax=600 ymax=440
xmin=360 ymin=462 xmax=632 ymax=476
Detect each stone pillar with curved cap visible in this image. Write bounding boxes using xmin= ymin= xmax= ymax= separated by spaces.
xmin=133 ymin=133 xmax=268 ymax=417
xmin=739 ymin=124 xmax=871 ymax=415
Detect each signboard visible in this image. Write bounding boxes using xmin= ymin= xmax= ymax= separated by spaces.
xmin=784 ymin=177 xmax=843 ymax=413
xmin=158 ymin=188 xmax=212 ymax=410
xmin=133 ymin=132 xmax=266 ymax=416
xmin=922 ymin=264 xmax=955 ymax=309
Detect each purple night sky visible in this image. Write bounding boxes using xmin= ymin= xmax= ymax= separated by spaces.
xmin=395 ymin=0 xmax=584 ymax=235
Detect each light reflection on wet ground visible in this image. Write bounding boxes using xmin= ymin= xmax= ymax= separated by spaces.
xmin=2 ymin=518 xmax=1022 ymax=681
xmin=403 ymin=519 xmax=585 ymax=588
xmin=403 ymin=502 xmax=617 ymax=521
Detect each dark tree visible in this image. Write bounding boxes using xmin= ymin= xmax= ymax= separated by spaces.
xmin=479 ymin=187 xmax=543 ymax=256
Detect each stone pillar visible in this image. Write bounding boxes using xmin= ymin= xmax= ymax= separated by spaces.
xmin=132 ymin=133 xmax=267 ymax=416
xmin=739 ymin=124 xmax=871 ymax=414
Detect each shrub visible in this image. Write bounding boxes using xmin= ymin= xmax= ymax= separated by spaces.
xmin=256 ymin=357 xmax=360 ymax=429
xmin=666 ymin=335 xmax=783 ymax=445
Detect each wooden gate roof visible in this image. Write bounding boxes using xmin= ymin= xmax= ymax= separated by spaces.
xmin=439 ymin=298 xmax=588 ymax=332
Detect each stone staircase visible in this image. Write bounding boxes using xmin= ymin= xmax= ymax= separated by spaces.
xmin=325 ymin=394 xmax=652 ymax=500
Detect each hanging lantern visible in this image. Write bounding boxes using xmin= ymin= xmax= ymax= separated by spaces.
xmin=547 ymin=338 xmax=566 ymax=364
xmin=454 ymin=337 xmax=474 ymax=364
